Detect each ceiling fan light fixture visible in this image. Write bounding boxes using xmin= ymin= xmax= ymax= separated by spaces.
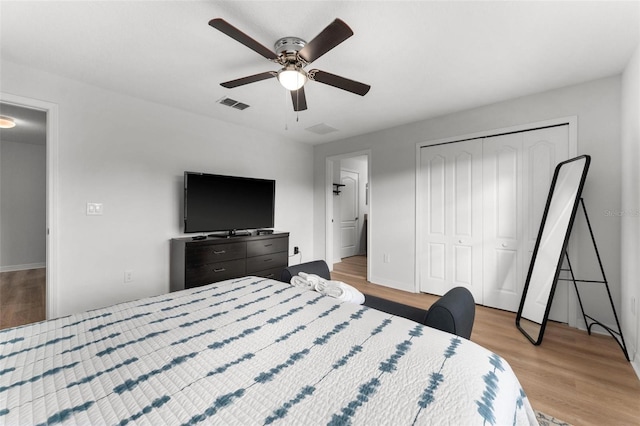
xmin=0 ymin=116 xmax=16 ymax=129
xmin=278 ymin=66 xmax=307 ymax=91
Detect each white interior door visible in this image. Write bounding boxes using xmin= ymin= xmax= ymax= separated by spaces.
xmin=339 ymin=170 xmax=359 ymax=259
xmin=419 ymin=140 xmax=484 ymax=302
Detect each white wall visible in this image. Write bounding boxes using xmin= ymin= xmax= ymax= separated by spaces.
xmin=1 ymin=60 xmax=314 ymax=317
xmin=0 ymin=139 xmax=46 ymax=270
xmin=314 ymin=76 xmax=623 ymax=327
xmin=621 ymin=44 xmax=640 ymax=370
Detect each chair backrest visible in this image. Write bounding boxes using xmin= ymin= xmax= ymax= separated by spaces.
xmin=423 ymin=286 xmax=475 ymax=339
xmin=280 ymin=260 xmax=331 ymax=282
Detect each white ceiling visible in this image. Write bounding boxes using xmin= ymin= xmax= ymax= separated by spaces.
xmin=1 ymin=1 xmax=638 ymax=145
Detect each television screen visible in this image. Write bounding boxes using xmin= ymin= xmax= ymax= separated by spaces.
xmin=184 ymin=172 xmax=275 ymax=234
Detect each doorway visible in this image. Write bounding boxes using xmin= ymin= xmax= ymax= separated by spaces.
xmin=326 ymin=152 xmax=370 ymax=280
xmin=0 ymin=93 xmax=58 ymax=326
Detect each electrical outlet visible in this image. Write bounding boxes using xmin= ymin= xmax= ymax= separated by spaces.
xmin=124 ymin=270 xmax=133 ymax=283
xmin=294 ymin=246 xmax=299 ymax=255
xmin=383 ymin=253 xmax=391 ymax=263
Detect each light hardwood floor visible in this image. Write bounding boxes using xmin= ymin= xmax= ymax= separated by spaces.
xmin=333 ymin=256 xmax=640 ymax=426
xmin=0 ymin=268 xmax=46 ymax=330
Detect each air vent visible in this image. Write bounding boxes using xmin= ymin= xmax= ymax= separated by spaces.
xmin=217 ymin=97 xmax=250 ymax=110
xmin=305 ymin=123 xmax=338 ymax=135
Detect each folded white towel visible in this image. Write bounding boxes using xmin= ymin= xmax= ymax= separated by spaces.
xmin=298 ymin=272 xmax=325 ymax=286
xmin=290 ymin=275 xmax=314 ymax=290
xmin=314 ymin=280 xmax=345 ymax=299
xmin=289 ymin=272 xmax=365 ymax=305
xmin=314 ymin=280 xmax=365 ymax=305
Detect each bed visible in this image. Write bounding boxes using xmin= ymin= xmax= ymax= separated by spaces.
xmin=0 ymin=276 xmax=537 ymax=425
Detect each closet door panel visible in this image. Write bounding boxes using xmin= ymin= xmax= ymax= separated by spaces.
xmin=419 ymin=141 xmax=483 ymax=302
xmin=454 ymin=151 xmax=474 ymax=237
xmin=526 ymin=141 xmax=557 ymax=242
xmin=483 ymin=133 xmax=524 ymax=311
xmin=428 ymin=155 xmax=446 ymax=235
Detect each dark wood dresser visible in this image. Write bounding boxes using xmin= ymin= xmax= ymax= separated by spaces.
xmin=170 ymin=232 xmax=289 ymax=291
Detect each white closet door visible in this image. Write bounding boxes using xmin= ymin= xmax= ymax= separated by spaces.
xmin=419 ymin=125 xmax=570 ymax=316
xmin=419 ymin=140 xmax=484 ymax=302
xmin=482 ymin=132 xmax=525 ymax=311
xmin=482 ymin=126 xmax=569 ymax=314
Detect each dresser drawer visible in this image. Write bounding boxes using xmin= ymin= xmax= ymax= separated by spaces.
xmin=253 ymin=266 xmax=286 ymax=281
xmin=186 ymin=242 xmax=246 ymax=266
xmin=246 ymin=251 xmax=288 ymax=274
xmin=246 ymin=237 xmax=288 ymax=257
xmin=185 ymin=258 xmax=246 ymax=288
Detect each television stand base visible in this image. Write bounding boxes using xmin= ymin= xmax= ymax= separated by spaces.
xmin=208 ymin=230 xmax=251 ymax=238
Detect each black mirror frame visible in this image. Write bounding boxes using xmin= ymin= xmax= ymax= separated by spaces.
xmin=516 ymin=155 xmax=591 ymax=345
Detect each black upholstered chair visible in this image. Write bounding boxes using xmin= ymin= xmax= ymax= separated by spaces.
xmin=280 ymin=260 xmax=475 ymax=339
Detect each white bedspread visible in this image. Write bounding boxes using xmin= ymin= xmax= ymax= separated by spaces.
xmin=0 ymin=276 xmax=537 ymax=425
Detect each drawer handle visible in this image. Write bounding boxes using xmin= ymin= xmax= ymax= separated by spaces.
xmin=213 ymin=268 xmax=226 ymax=273
xmin=213 ymin=250 xmax=226 ymax=255
xmin=264 ymin=244 xmax=273 ymax=247
xmin=264 ymin=258 xmax=272 ymax=262
xmin=265 ymin=273 xmax=275 ymax=278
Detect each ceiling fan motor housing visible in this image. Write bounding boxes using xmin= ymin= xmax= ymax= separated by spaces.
xmin=274 ymin=37 xmax=306 ymax=56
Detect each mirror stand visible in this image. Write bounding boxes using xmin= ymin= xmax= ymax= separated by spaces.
xmin=559 ymin=198 xmax=629 ymax=361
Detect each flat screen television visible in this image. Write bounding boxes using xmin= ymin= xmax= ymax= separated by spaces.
xmin=184 ymin=172 xmax=275 ymax=235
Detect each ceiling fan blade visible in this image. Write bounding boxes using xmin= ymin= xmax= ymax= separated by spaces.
xmin=298 ymin=19 xmax=353 ymax=63
xmin=308 ymin=70 xmax=371 ymax=96
xmin=290 ymin=87 xmax=308 ymax=111
xmin=209 ymin=18 xmax=278 ymax=60
xmin=221 ymin=71 xmax=276 ymax=88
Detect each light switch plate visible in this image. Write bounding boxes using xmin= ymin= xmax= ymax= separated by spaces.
xmin=86 ymin=202 xmax=103 ymax=215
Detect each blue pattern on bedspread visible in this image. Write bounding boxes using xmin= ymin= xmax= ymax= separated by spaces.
xmin=0 ymin=277 xmax=537 ymax=425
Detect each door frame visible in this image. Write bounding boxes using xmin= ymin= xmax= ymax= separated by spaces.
xmin=415 ymin=116 xmax=578 ymax=326
xmin=1 ymin=92 xmax=59 ymax=320
xmin=325 ymin=150 xmax=371 ymax=280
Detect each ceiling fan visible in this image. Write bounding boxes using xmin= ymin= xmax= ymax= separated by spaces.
xmin=209 ymin=18 xmax=371 ymax=112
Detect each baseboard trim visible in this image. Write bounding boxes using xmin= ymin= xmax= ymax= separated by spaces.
xmin=368 ymin=275 xmax=416 ymax=293
xmin=0 ymin=263 xmax=46 ymax=273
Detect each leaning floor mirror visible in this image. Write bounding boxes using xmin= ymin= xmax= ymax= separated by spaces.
xmin=516 ymin=155 xmax=591 ymax=345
